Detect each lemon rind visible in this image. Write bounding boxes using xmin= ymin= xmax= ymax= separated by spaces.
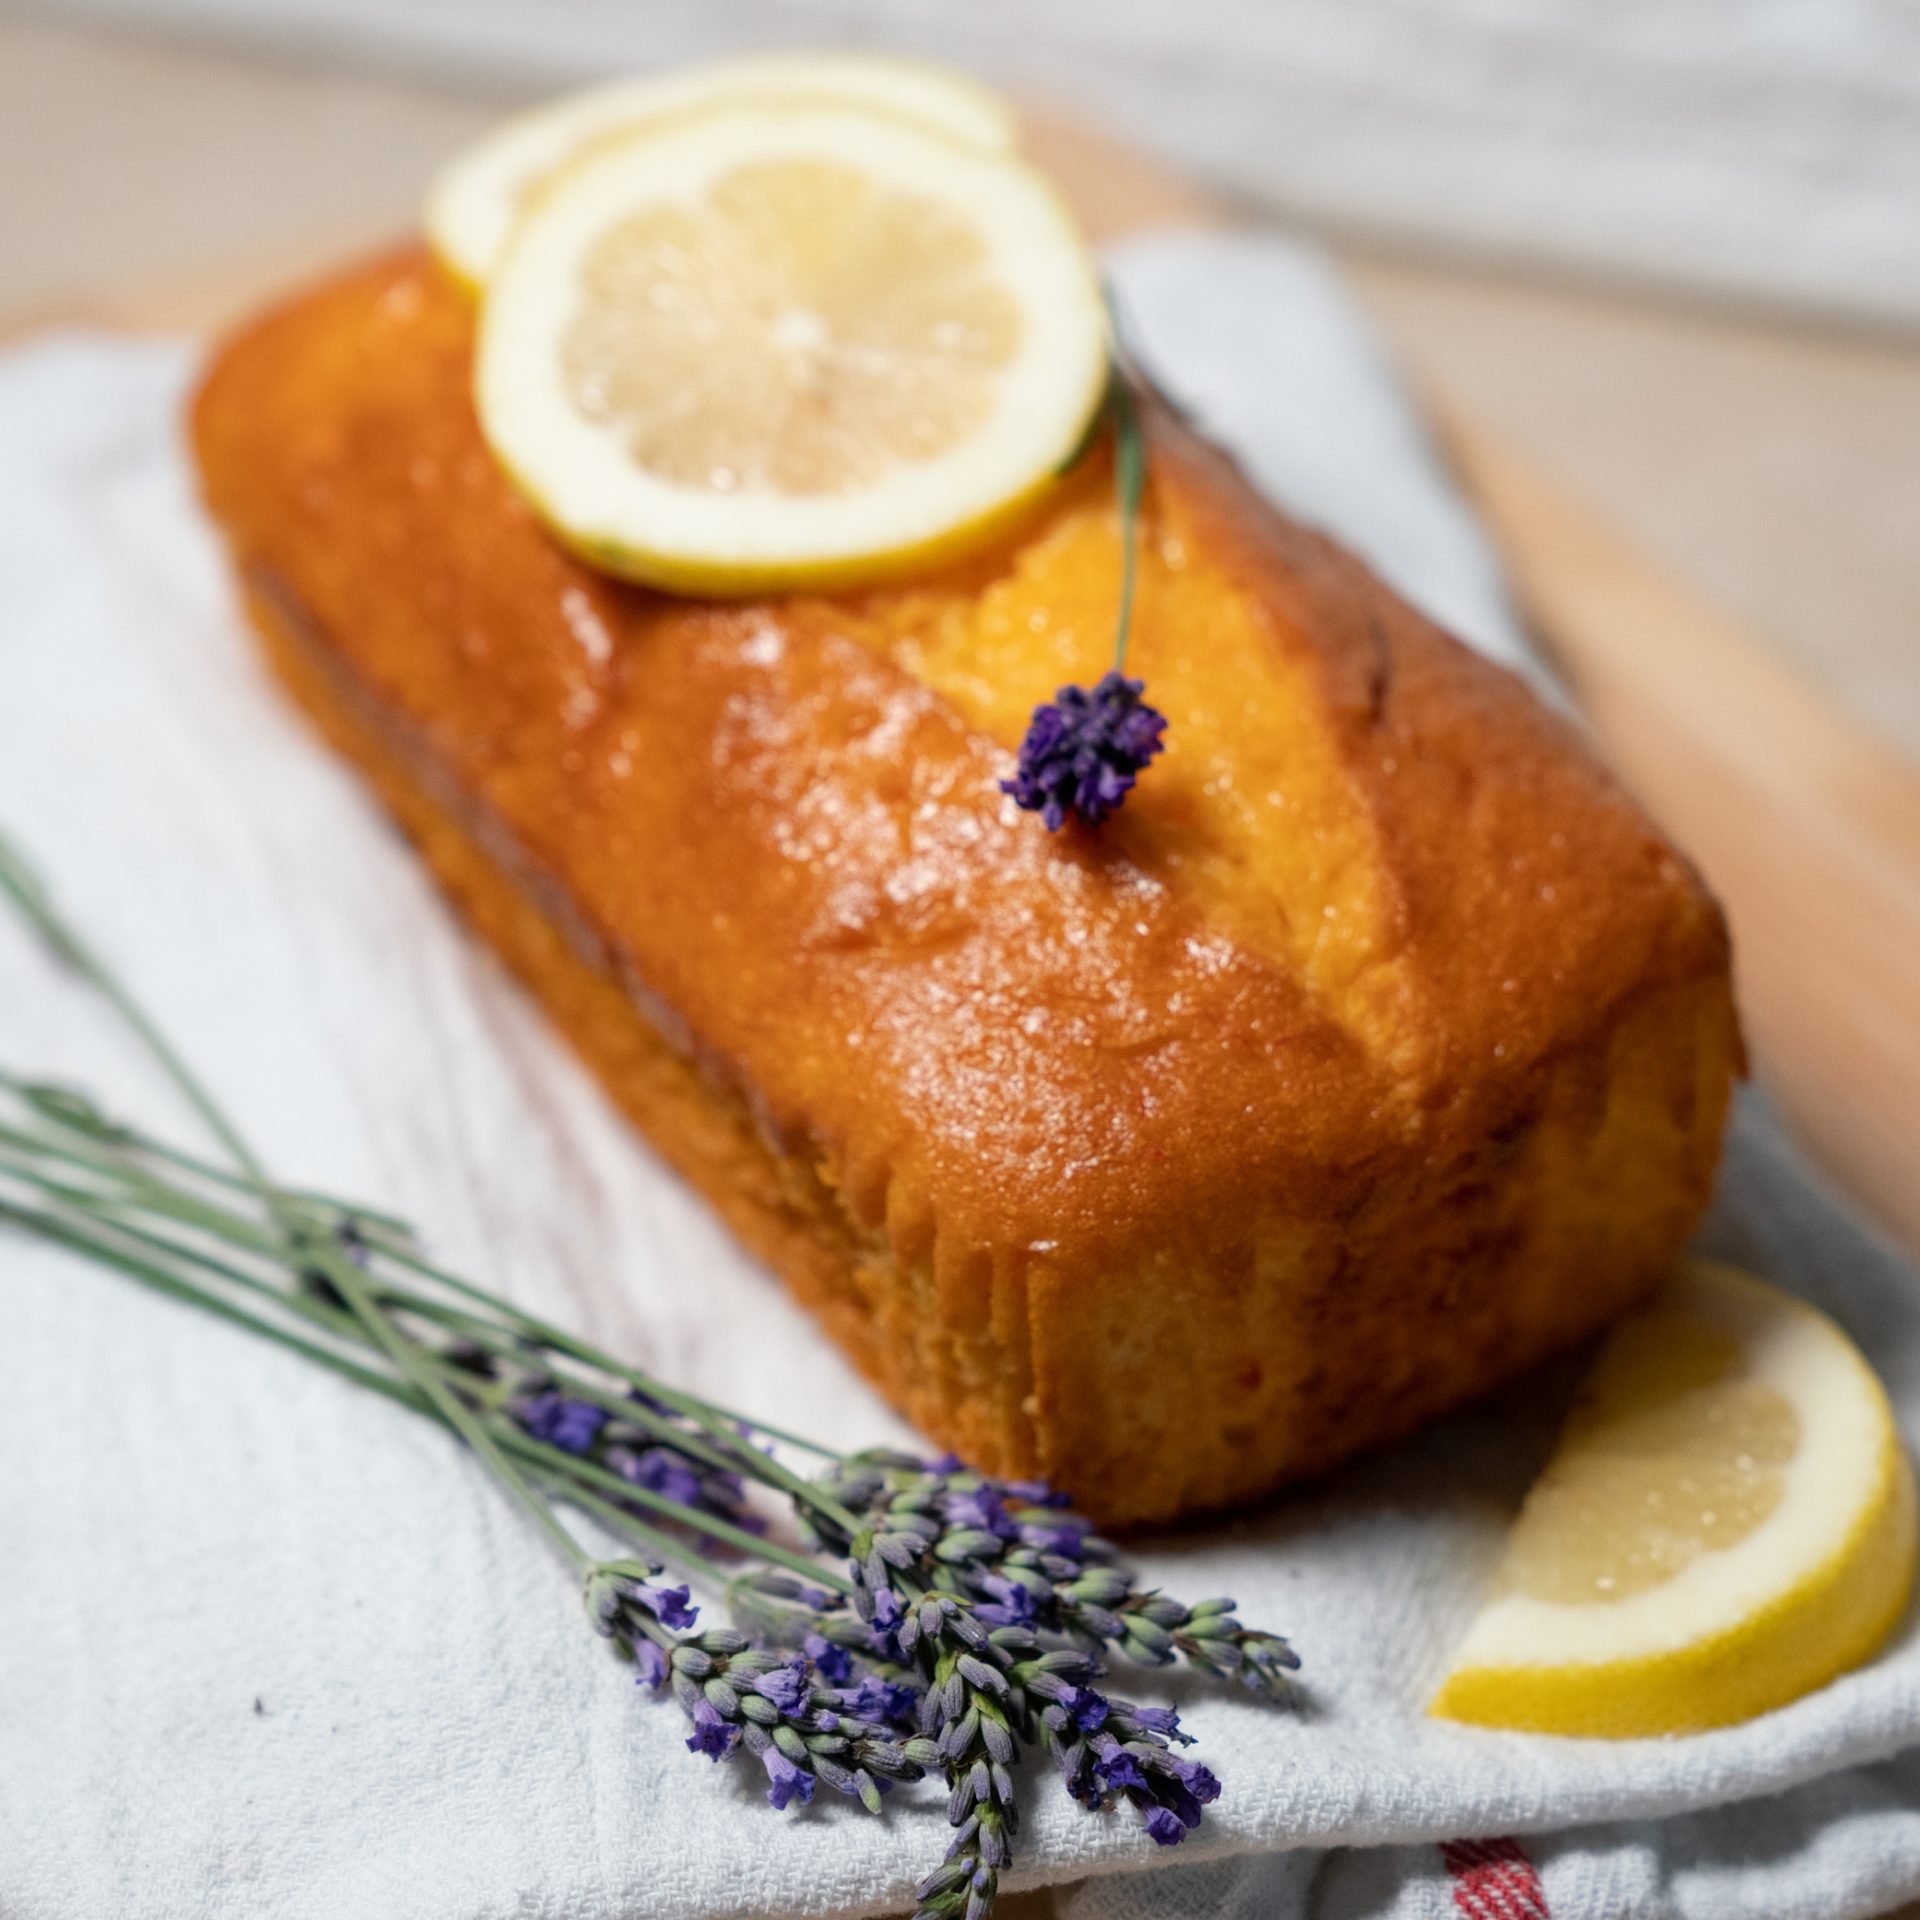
xmin=428 ymin=53 xmax=1019 ymax=290
xmin=1430 ymin=1262 xmax=1919 ymax=1739
xmin=1431 ymin=1422 xmax=1915 ymax=1738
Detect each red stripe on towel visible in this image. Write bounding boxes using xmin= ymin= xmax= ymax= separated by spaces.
xmin=1440 ymin=1837 xmax=1550 ymax=1920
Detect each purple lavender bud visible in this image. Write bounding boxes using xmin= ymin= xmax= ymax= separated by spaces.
xmin=973 ymin=1573 xmax=1036 ymax=1628
xmin=870 ymin=1587 xmax=904 ymax=1631
xmin=1143 ymin=1806 xmax=1186 ymax=1847
xmin=1243 ymin=1632 xmax=1304 ymax=1682
xmin=944 ymin=1488 xmax=1019 ymax=1540
xmin=1000 ymin=672 xmax=1169 ymax=831
xmin=761 ymin=1747 xmax=815 ymax=1810
xmin=684 ymin=1700 xmax=740 ymax=1760
xmin=1068 ymin=1567 xmax=1131 ymax=1608
xmin=841 ymin=1676 xmax=919 ymax=1727
xmin=918 ymin=1859 xmax=973 ymax=1903
xmin=1127 ymin=1704 xmax=1182 ymax=1739
xmin=972 ymin=1604 xmax=1029 ymax=1632
xmin=615 ymin=1446 xmax=703 ymax=1509
xmin=1018 ymin=1520 xmax=1088 ymax=1558
xmin=802 ymin=1633 xmax=853 ymax=1685
xmin=1002 ymin=1477 xmax=1066 ymax=1506
xmin=948 ymin=1770 xmax=978 ymax=1824
xmin=632 ymin=1640 xmax=667 ymax=1690
xmin=516 ymin=1392 xmax=608 ymax=1455
xmin=1092 ymin=1736 xmax=1147 ymax=1792
xmin=941 ymin=1707 xmax=982 ymax=1764
xmin=1065 ymin=1686 xmax=1110 ymax=1734
xmin=943 ymin=1604 xmax=987 ymax=1651
xmin=1171 ymin=1757 xmax=1221 ymax=1803
xmin=977 ymin=1811 xmax=1010 ymax=1869
xmin=752 ymin=1658 xmax=810 ymax=1714
xmin=1158 ymin=1781 xmax=1206 ymax=1830
xmin=638 ymin=1582 xmax=699 ymax=1631
xmin=917 ymin=1686 xmax=943 ymax=1739
xmin=956 ymin=1654 xmax=1008 ymax=1696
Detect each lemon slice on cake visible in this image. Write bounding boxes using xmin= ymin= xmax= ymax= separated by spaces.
xmin=428 ymin=54 xmax=1019 ymax=290
xmin=1432 ymin=1260 xmax=1915 ymax=1738
xmin=473 ymin=103 xmax=1108 ymax=595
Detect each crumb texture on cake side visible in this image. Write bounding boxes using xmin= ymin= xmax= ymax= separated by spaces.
xmin=191 ymin=251 xmax=1740 ymax=1526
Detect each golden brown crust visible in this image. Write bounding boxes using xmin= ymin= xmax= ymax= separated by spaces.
xmin=191 ymin=248 xmax=1740 ymax=1524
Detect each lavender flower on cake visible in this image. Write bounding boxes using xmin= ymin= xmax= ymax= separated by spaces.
xmin=1001 ymin=671 xmax=1168 ymax=830
xmin=1003 ymin=375 xmax=1169 ymax=833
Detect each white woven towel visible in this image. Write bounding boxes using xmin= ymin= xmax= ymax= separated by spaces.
xmin=1 ymin=233 xmax=1916 ymax=1920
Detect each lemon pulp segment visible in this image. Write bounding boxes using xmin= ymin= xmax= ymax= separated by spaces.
xmin=560 ymin=159 xmax=1023 ymax=496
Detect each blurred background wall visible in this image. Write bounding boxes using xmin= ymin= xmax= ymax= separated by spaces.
xmin=26 ymin=0 xmax=1920 ymax=330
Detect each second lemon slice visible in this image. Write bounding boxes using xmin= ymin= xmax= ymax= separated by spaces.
xmin=475 ymin=104 xmax=1108 ymax=596
xmin=427 ymin=53 xmax=1020 ymax=290
xmin=1431 ymin=1260 xmax=1915 ymax=1738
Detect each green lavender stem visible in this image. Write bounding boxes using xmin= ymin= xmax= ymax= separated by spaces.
xmin=4 ymin=837 xmax=592 ymax=1570
xmin=1108 ymin=374 xmax=1145 ymax=675
xmin=0 ymin=1193 xmax=422 ymax=1412
xmin=0 ymin=1068 xmax=413 ymax=1230
xmin=0 ymin=1133 xmax=855 ymax=1590
xmin=0 ymin=1104 xmax=858 ymax=1542
xmin=1 ymin=1065 xmax=841 ymax=1469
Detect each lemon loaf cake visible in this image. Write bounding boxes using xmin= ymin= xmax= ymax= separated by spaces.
xmin=192 ymin=250 xmax=1741 ymax=1526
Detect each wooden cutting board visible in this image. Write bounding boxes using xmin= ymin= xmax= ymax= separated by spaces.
xmin=8 ymin=114 xmax=1917 ymax=1264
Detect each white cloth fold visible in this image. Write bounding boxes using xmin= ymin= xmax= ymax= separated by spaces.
xmin=1 ymin=234 xmax=1916 ymax=1920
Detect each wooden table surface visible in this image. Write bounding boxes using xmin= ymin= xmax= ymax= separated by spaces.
xmin=6 ymin=18 xmax=1918 ymax=1915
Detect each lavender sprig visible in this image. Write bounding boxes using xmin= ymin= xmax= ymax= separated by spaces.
xmin=807 ymin=1453 xmax=1294 ymax=1906
xmin=0 ymin=828 xmax=1300 ymax=1920
xmin=1001 ymin=375 xmax=1169 ymax=832
xmin=847 ymin=1456 xmax=1297 ymax=1695
xmin=586 ymin=1562 xmax=939 ymax=1812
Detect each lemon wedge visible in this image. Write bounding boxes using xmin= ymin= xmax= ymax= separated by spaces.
xmin=474 ymin=103 xmax=1108 ymax=596
xmin=428 ymin=54 xmax=1019 ymax=290
xmin=1432 ymin=1260 xmax=1915 ymax=1738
